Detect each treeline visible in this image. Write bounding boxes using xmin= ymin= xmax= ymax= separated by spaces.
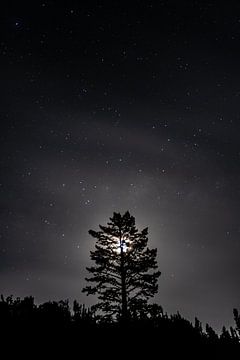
xmin=0 ymin=294 xmax=239 ymax=348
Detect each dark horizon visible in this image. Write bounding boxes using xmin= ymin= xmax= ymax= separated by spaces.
xmin=1 ymin=1 xmax=240 ymax=333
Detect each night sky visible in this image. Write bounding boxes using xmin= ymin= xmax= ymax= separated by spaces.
xmin=1 ymin=1 xmax=240 ymax=332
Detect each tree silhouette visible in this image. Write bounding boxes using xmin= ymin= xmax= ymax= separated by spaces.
xmin=233 ymin=309 xmax=240 ymax=334
xmin=220 ymin=326 xmax=233 ymax=345
xmin=82 ymin=211 xmax=161 ymax=322
xmin=205 ymin=323 xmax=219 ymax=344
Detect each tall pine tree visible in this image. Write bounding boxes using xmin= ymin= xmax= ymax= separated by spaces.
xmin=82 ymin=211 xmax=161 ymax=321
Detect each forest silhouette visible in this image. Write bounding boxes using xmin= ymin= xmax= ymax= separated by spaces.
xmin=1 ymin=212 xmax=240 ymax=351
xmin=0 ymin=294 xmax=240 ymax=350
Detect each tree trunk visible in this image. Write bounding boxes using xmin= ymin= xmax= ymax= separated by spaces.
xmin=121 ymin=263 xmax=127 ymax=321
xmin=120 ymin=232 xmax=128 ymax=322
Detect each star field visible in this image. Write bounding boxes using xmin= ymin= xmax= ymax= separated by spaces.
xmin=1 ymin=1 xmax=240 ymax=331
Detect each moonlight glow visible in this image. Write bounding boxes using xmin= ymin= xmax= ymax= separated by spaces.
xmin=111 ymin=237 xmax=130 ymax=254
